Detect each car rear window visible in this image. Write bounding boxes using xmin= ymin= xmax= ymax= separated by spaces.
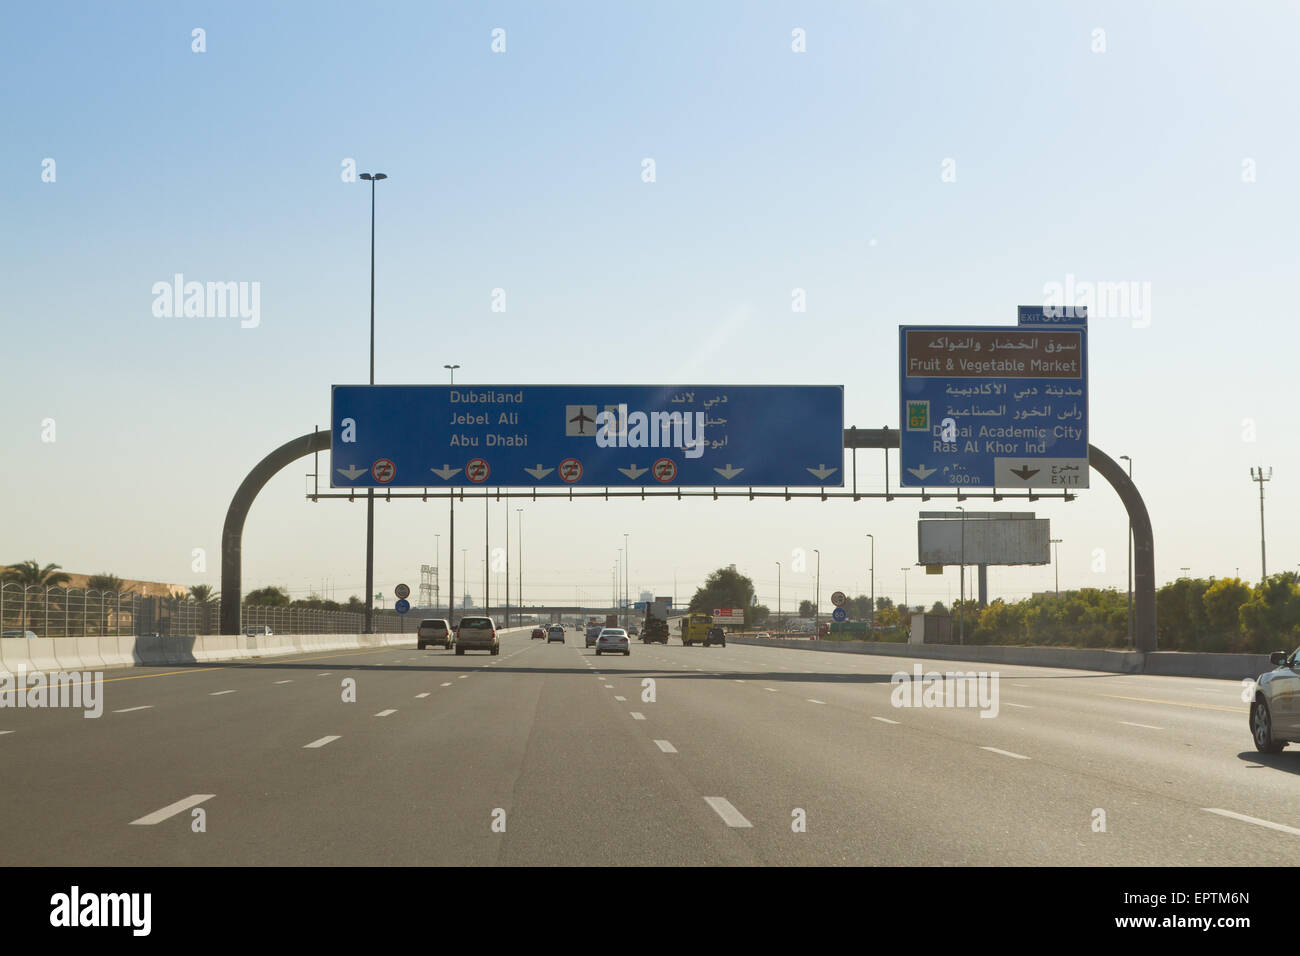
xmin=421 ymin=620 xmax=447 ymax=629
xmin=460 ymin=617 xmax=492 ymax=628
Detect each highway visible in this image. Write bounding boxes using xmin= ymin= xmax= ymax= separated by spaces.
xmin=5 ymin=630 xmax=1296 ymax=866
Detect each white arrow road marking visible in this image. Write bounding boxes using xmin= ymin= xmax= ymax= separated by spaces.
xmin=130 ymin=794 xmax=214 ymax=826
xmin=806 ymin=464 xmax=838 ymax=480
xmin=431 ymin=464 xmax=461 ymax=480
xmin=713 ymin=464 xmax=744 ymax=479
xmin=654 ymin=740 xmax=677 ymax=753
xmin=980 ymin=746 xmax=1030 ymax=759
xmin=304 ymin=736 xmax=340 ymax=749
xmin=907 ymin=464 xmax=937 ymax=481
xmin=618 ymin=464 xmax=648 ymax=479
xmin=1202 ymin=808 xmax=1300 ymax=836
xmin=337 ymin=465 xmax=367 ymax=480
xmin=704 ymin=797 xmax=753 ymax=828
xmin=524 ymin=464 xmax=554 ymax=479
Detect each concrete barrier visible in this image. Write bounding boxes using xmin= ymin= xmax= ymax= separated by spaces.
xmin=100 ymin=637 xmax=135 ymax=669
xmin=731 ymin=636 xmax=1279 ymax=681
xmin=0 ymin=637 xmax=32 ymax=677
xmin=74 ymin=637 xmax=107 ymax=670
xmin=24 ymin=638 xmax=65 ymax=673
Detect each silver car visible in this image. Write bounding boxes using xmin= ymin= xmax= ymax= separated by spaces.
xmin=1250 ymin=647 xmax=1300 ymax=752
xmin=595 ymin=628 xmax=630 ymax=656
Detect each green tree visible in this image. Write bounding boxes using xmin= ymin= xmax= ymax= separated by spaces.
xmin=930 ymin=601 xmax=947 ymax=614
xmin=87 ymin=572 xmax=127 ymax=593
xmin=798 ymin=599 xmax=816 ymax=617
xmin=1156 ymin=577 xmax=1212 ymax=650
xmin=1201 ymin=577 xmax=1252 ymax=651
xmin=688 ymin=565 xmax=759 ymax=624
xmin=246 ymin=586 xmax=291 ymax=606
xmin=2 ymin=560 xmax=71 ymax=587
xmin=1238 ymin=574 xmax=1300 ymax=653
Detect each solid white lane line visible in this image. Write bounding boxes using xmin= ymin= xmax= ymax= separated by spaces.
xmin=981 ymin=746 xmax=1030 ymax=760
xmin=304 ymin=736 xmax=340 ymax=749
xmin=1119 ymin=721 xmax=1164 ymax=730
xmin=871 ymin=716 xmax=900 ymax=724
xmin=704 ymin=797 xmax=753 ymax=828
xmin=375 ymin=709 xmax=396 ymax=717
xmin=654 ymin=740 xmax=677 ymax=753
xmin=1203 ymin=808 xmax=1300 ymax=836
xmin=415 ymin=693 xmax=430 ymax=698
xmin=630 ymin=712 xmax=646 ymax=720
xmin=130 ymin=794 xmax=214 ymax=826
xmin=209 ymin=690 xmax=236 ymax=696
xmin=113 ymin=706 xmax=153 ymax=713
xmin=614 ymin=695 xmax=626 ymax=701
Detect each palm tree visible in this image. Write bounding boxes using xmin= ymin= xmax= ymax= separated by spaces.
xmin=86 ymin=572 xmax=126 ymax=593
xmin=2 ymin=560 xmax=71 ymax=587
xmin=188 ymin=584 xmax=214 ymax=603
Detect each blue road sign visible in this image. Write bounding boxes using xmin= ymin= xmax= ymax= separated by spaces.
xmin=831 ymin=607 xmax=847 ymax=622
xmin=1017 ymin=305 xmax=1088 ymax=327
xmin=331 ymin=385 xmax=844 ymax=488
xmin=899 ymin=325 xmax=1089 ymax=489
xmin=394 ymin=598 xmax=410 ymax=614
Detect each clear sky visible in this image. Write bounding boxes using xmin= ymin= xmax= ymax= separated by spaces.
xmin=2 ymin=1 xmax=1298 ymax=613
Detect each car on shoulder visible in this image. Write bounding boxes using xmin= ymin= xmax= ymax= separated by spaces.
xmin=547 ymin=624 xmax=565 ymax=643
xmin=243 ymin=625 xmax=273 ymax=637
xmin=417 ymin=619 xmax=453 ymax=650
xmin=585 ymin=623 xmax=603 ymax=647
xmin=531 ymin=626 xmax=546 ymax=640
xmin=703 ymin=625 xmax=727 ymax=648
xmin=595 ymin=628 xmax=630 ymax=656
xmin=1250 ymin=646 xmax=1300 ymax=752
xmin=455 ymin=616 xmax=499 ymax=656
xmin=1 ymin=629 xmax=37 ymax=639
xmin=754 ymin=631 xmax=771 ymax=640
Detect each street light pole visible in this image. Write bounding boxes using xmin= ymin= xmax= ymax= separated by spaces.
xmin=865 ymin=533 xmax=875 ymax=628
xmin=517 ymin=508 xmax=523 ymax=626
xmin=901 ymin=567 xmax=910 ymax=610
xmin=444 ymin=364 xmax=459 ymax=623
xmin=813 ymin=549 xmax=821 ymax=639
xmin=1250 ymin=466 xmax=1272 ymax=579
xmin=460 ymin=549 xmax=467 ymax=611
xmin=774 ymin=560 xmax=781 ymax=630
xmin=359 ymin=171 xmax=387 ymax=634
xmin=1050 ymin=538 xmax=1063 ymax=595
xmin=624 ymin=533 xmax=630 ymax=629
xmin=505 ymin=496 xmax=509 ymax=629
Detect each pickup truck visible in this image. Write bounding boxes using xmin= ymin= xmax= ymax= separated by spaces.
xmin=455 ymin=616 xmax=499 ymax=656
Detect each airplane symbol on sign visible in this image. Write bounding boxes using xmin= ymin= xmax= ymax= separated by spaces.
xmin=569 ymin=408 xmax=595 ymax=433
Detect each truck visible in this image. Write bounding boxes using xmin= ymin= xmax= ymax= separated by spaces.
xmin=641 ymin=596 xmax=672 ymax=644
xmin=605 ymin=613 xmax=619 ymax=629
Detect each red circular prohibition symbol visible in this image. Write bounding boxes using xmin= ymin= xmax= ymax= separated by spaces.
xmin=653 ymin=458 xmax=677 ymax=483
xmin=559 ymin=458 xmax=583 ymax=483
xmin=466 ymin=458 xmax=490 ymax=483
xmin=371 ymin=458 xmax=396 ymax=484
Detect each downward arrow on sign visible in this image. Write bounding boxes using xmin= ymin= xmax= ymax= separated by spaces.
xmin=714 ymin=464 xmax=744 ymax=480
xmin=907 ymin=464 xmax=937 ymax=481
xmin=618 ymin=464 xmax=648 ymax=480
xmin=524 ymin=464 xmax=554 ymax=480
xmin=806 ymin=464 xmax=838 ymax=481
xmin=337 ymin=465 xmax=367 ymax=481
xmin=430 ymin=464 xmax=461 ymax=480
xmin=1010 ymin=465 xmax=1040 ymax=481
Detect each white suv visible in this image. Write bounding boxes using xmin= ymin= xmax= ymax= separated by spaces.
xmin=1250 ymin=647 xmax=1300 ymax=752
xmin=455 ymin=617 xmax=499 ymax=656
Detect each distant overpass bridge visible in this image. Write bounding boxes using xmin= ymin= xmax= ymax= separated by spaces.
xmin=444 ymin=606 xmax=686 ymax=622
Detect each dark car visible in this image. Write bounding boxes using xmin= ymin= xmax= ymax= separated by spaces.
xmin=531 ymin=627 xmax=546 ymax=640
xmin=417 ymin=619 xmax=453 ymax=650
xmin=703 ymin=626 xmax=727 ymax=648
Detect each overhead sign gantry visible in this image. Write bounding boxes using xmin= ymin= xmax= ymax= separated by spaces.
xmin=331 ymin=385 xmax=844 ymax=488
xmin=898 ymin=308 xmax=1089 ymax=489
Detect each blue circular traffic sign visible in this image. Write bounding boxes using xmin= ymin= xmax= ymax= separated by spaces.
xmin=832 ymin=607 xmax=847 ymax=622
xmin=395 ymin=599 xmax=411 ymax=614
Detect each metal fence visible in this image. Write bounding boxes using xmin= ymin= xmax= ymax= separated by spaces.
xmin=0 ymin=584 xmax=408 ymax=637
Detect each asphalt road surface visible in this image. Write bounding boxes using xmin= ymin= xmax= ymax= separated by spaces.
xmin=4 ymin=630 xmax=1296 ymax=865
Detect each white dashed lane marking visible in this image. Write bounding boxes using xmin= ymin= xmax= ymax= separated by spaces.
xmin=614 ymin=695 xmax=626 ymax=701
xmin=981 ymin=746 xmax=1030 ymax=760
xmin=871 ymin=716 xmax=900 ymax=724
xmin=415 ymin=693 xmax=430 ymax=698
xmin=441 ymin=682 xmax=452 ymax=687
xmin=654 ymin=740 xmax=677 ymax=753
xmin=630 ymin=712 xmax=646 ymax=720
xmin=304 ymin=736 xmax=340 ymax=749
xmin=703 ymin=797 xmax=753 ymax=828
xmin=130 ymin=794 xmax=214 ymax=826
xmin=209 ymin=690 xmax=236 ymax=696
xmin=1202 ymin=808 xmax=1300 ymax=836
xmin=374 ymin=709 xmax=396 ymax=717
xmin=1119 ymin=721 xmax=1164 ymax=730
xmin=274 ymin=680 xmax=293 ymax=685
xmin=113 ymin=706 xmax=153 ymax=714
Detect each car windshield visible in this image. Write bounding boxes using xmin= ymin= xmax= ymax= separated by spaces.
xmin=602 ymin=630 xmax=626 ymax=637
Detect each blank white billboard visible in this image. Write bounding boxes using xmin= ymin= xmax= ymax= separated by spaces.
xmin=918 ymin=519 xmax=1050 ymax=566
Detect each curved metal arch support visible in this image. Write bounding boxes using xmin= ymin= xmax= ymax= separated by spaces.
xmin=221 ymin=430 xmax=330 ymax=635
xmin=1088 ymin=444 xmax=1156 ymax=651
